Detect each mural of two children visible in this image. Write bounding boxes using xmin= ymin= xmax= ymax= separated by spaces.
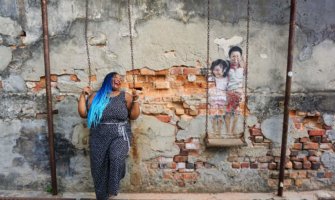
xmin=208 ymin=46 xmax=246 ymax=139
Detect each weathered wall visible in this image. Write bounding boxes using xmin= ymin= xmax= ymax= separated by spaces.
xmin=0 ymin=0 xmax=335 ymax=193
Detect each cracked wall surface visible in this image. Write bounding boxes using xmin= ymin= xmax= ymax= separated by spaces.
xmin=0 ymin=0 xmax=335 ymax=193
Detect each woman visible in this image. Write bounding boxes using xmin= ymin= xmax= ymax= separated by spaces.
xmin=78 ymin=72 xmax=140 ymax=200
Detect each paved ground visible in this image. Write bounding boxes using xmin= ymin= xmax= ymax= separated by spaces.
xmin=1 ymin=190 xmax=335 ymax=200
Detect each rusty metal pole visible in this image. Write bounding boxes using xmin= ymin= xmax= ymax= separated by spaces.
xmin=278 ymin=0 xmax=297 ymax=197
xmin=41 ymin=0 xmax=58 ymax=195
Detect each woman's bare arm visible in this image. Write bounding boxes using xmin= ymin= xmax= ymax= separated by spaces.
xmin=125 ymin=90 xmax=140 ymax=120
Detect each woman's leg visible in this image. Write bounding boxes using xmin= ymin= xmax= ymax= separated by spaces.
xmin=108 ymin=136 xmax=129 ymax=196
xmin=90 ymin=135 xmax=111 ymax=200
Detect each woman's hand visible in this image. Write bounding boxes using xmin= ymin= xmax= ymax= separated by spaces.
xmin=132 ymin=89 xmax=139 ymax=102
xmin=82 ymin=86 xmax=93 ymax=95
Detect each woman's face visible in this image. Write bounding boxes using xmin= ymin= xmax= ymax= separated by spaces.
xmin=212 ymin=65 xmax=223 ymax=78
xmin=112 ymin=74 xmax=123 ymax=90
xmin=230 ymin=51 xmax=241 ymax=65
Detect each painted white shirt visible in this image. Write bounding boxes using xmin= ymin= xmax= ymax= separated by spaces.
xmin=227 ymin=67 xmax=244 ymax=91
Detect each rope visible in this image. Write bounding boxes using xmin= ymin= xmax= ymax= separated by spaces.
xmin=205 ymin=0 xmax=210 ymax=138
xmin=127 ymin=0 xmax=135 ymax=88
xmin=85 ymin=0 xmax=92 ymax=87
xmin=242 ymin=0 xmax=250 ymax=140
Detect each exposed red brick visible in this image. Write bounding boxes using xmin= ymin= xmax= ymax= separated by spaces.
xmin=70 ymin=74 xmax=80 ymax=82
xmin=182 ymin=172 xmax=198 ymax=180
xmin=325 ymin=171 xmax=333 ymax=178
xmin=307 ymin=111 xmax=320 ymax=116
xmin=321 ymin=136 xmax=331 ymax=143
xmin=188 ymin=108 xmax=199 ymax=116
xmin=285 ymin=161 xmax=293 ymax=169
xmin=268 ymin=162 xmax=277 ymax=170
xmin=303 ymin=161 xmax=312 ymax=169
xmin=290 ymin=156 xmax=299 ymax=161
xmin=298 ymin=171 xmax=307 ymax=178
xmin=300 ymin=137 xmax=310 ymax=143
xmin=320 ymin=143 xmax=333 ymax=150
xmin=323 ymin=124 xmax=333 ymax=130
xmin=140 ymin=67 xmax=155 ymax=75
xmin=195 ymin=161 xmax=204 ymax=169
xmin=296 ymin=111 xmax=307 ymax=116
xmin=163 ymin=170 xmax=174 ymax=179
xmin=183 ymin=68 xmax=201 ymax=75
xmin=135 ymin=75 xmax=147 ymax=82
xmin=303 ymin=142 xmax=319 ymax=150
xmin=295 ymin=179 xmax=309 ymax=187
xmin=307 ymin=171 xmax=317 ymax=178
xmin=293 ymin=143 xmax=303 ymax=150
xmin=50 ymin=74 xmax=58 ymax=82
xmin=308 ymin=150 xmax=319 ymax=156
xmin=185 ymin=142 xmax=200 ymax=150
xmin=289 ymin=172 xmax=298 ymax=179
xmin=267 ymin=179 xmax=277 ymax=188
xmin=293 ymin=161 xmax=303 ymax=169
xmin=89 ymin=74 xmax=97 ymax=82
xmin=308 ymin=129 xmax=325 ymax=136
xmin=284 ymin=179 xmax=293 ymax=187
xmin=232 ymin=162 xmax=241 ymax=169
xmin=294 ymin=123 xmax=304 ymax=130
xmin=258 ymin=156 xmax=273 ymax=163
xmin=155 ymin=115 xmax=171 ymax=123
xmin=274 ymin=156 xmax=281 ymax=162
xmin=175 ymin=108 xmax=185 ymax=115
xmin=290 ymin=150 xmax=299 ymax=156
xmin=128 ymin=82 xmax=144 ymax=89
xmin=311 ymin=162 xmax=321 ymax=170
xmin=259 ymin=163 xmax=269 ymax=170
xmin=154 ymin=81 xmax=170 ymax=89
xmin=254 ymin=136 xmax=264 ymax=143
xmin=170 ymin=162 xmax=177 ymax=170
xmin=174 ymin=156 xmax=188 ymax=162
xmin=127 ymin=69 xmax=141 ymax=75
xmin=308 ymin=156 xmax=320 ymax=162
xmin=177 ymin=180 xmax=185 ymax=187
xmin=241 ymin=162 xmax=249 ymax=168
xmin=170 ymin=67 xmax=183 ymax=75
xmin=228 ymin=156 xmax=238 ymax=162
xmin=250 ymin=162 xmax=258 ymax=169
xmin=310 ymin=136 xmax=322 ymax=143
xmin=155 ymin=69 xmax=169 ymax=75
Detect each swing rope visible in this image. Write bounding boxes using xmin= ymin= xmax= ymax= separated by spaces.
xmin=127 ymin=0 xmax=136 ymax=89
xmin=205 ymin=0 xmax=210 ymax=140
xmin=84 ymin=0 xmax=135 ymax=88
xmin=85 ymin=0 xmax=92 ymax=87
xmin=205 ymin=0 xmax=250 ymax=145
xmin=242 ymin=0 xmax=251 ymax=140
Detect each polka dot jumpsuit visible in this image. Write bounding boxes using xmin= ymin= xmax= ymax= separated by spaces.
xmin=89 ymin=91 xmax=131 ymax=200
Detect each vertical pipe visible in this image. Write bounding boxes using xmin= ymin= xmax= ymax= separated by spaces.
xmin=41 ymin=0 xmax=58 ymax=195
xmin=278 ymin=0 xmax=297 ymax=197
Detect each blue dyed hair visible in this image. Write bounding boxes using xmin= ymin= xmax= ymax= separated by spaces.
xmin=87 ymin=72 xmax=117 ymax=128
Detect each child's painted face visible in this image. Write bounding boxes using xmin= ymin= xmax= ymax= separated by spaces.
xmin=212 ymin=65 xmax=224 ymax=78
xmin=230 ymin=51 xmax=242 ymax=65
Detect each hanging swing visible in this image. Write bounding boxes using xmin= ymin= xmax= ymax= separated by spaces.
xmin=205 ymin=0 xmax=250 ymax=148
xmin=84 ymin=0 xmax=136 ymax=89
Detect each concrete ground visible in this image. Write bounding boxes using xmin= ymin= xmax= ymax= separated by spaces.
xmin=1 ymin=190 xmax=335 ymax=200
